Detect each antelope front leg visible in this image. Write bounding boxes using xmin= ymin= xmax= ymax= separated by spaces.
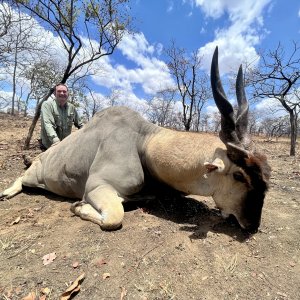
xmin=70 ymin=185 xmax=125 ymax=230
xmin=0 ymin=176 xmax=24 ymax=199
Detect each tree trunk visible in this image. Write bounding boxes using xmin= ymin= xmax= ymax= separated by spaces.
xmin=289 ymin=111 xmax=297 ymax=156
xmin=11 ymin=49 xmax=18 ymax=115
xmin=23 ymin=89 xmax=32 ymax=117
xmin=23 ymin=89 xmax=53 ymax=150
xmin=184 ymin=119 xmax=191 ymax=131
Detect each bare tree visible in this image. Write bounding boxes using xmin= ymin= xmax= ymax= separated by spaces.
xmin=199 ymin=113 xmax=210 ymax=132
xmin=0 ymin=3 xmax=32 ymax=108
xmin=248 ymin=109 xmax=263 ymax=135
xmin=210 ymin=111 xmax=221 ymax=133
xmin=191 ymin=73 xmax=210 ymax=131
xmin=260 ymin=116 xmax=290 ymax=141
xmin=68 ymin=77 xmax=99 ymax=122
xmin=7 ymin=13 xmax=51 ymax=115
xmin=22 ymin=60 xmax=63 ymax=115
xmin=165 ymin=41 xmax=210 ymax=131
xmin=0 ymin=3 xmax=13 ymax=45
xmin=0 ymin=3 xmax=12 ymax=104
xmin=0 ymin=4 xmax=59 ymax=116
xmin=0 ymin=3 xmax=29 ymax=53
xmin=8 ymin=0 xmax=132 ymax=149
xmin=147 ymin=88 xmax=179 ymax=127
xmin=249 ymin=42 xmax=300 ymax=155
xmin=81 ymin=88 xmax=128 ymax=121
xmin=82 ymin=89 xmax=101 ymax=121
xmin=105 ymin=88 xmax=123 ymax=107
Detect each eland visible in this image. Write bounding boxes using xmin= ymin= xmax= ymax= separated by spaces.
xmin=0 ymin=47 xmax=271 ymax=233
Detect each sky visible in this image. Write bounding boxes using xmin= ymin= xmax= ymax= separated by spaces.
xmin=1 ymin=0 xmax=300 ymax=116
xmin=88 ymin=0 xmax=300 ymax=114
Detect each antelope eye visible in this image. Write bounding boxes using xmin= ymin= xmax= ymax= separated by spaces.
xmin=233 ymin=171 xmax=245 ymax=182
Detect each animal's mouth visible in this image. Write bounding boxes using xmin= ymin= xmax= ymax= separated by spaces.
xmin=235 ymin=217 xmax=259 ymax=234
xmin=220 ymin=211 xmax=229 ymax=218
xmin=221 ymin=212 xmax=259 ymax=234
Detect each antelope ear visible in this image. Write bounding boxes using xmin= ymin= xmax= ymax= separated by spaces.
xmin=204 ymin=158 xmax=225 ymax=173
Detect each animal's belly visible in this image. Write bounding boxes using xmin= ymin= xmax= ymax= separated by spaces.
xmin=40 ymin=162 xmax=87 ymax=199
xmin=44 ymin=176 xmax=84 ymax=199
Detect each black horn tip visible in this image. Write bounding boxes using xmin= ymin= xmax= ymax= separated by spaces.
xmin=211 ymin=46 xmax=220 ymax=82
xmin=236 ymin=65 xmax=246 ymax=99
xmin=237 ymin=64 xmax=243 ymax=78
xmin=212 ymin=46 xmax=219 ymax=63
xmin=236 ymin=64 xmax=245 ymax=90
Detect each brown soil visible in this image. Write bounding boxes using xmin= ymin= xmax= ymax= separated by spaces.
xmin=0 ymin=112 xmax=299 ymax=300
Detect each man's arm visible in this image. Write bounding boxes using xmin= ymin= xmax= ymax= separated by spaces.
xmin=74 ymin=108 xmax=83 ymax=129
xmin=41 ymin=101 xmax=60 ymax=144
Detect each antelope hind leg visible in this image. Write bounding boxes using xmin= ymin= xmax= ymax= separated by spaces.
xmin=70 ymin=185 xmax=125 ymax=230
xmin=0 ymin=176 xmax=24 ymax=199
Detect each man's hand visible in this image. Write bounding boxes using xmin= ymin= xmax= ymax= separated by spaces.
xmin=51 ymin=141 xmax=60 ymax=147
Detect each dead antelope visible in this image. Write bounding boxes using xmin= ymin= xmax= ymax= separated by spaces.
xmin=0 ymin=47 xmax=271 ymax=233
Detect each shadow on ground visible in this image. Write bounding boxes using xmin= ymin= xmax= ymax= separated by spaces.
xmin=22 ymin=182 xmax=249 ymax=242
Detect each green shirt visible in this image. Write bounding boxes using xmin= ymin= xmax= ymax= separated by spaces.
xmin=40 ymin=99 xmax=82 ymax=149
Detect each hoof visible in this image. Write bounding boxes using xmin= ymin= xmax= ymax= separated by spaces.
xmin=22 ymin=154 xmax=32 ymax=168
xmin=70 ymin=201 xmax=85 ymax=215
xmin=101 ymin=223 xmax=123 ymax=231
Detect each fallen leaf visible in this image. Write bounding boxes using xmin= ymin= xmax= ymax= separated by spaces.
xmin=27 ymin=209 xmax=34 ymax=218
xmin=289 ymin=261 xmax=296 ymax=267
xmin=42 ymin=252 xmax=57 ymax=265
xmin=120 ymin=287 xmax=127 ymax=300
xmin=15 ymin=286 xmax=22 ymax=295
xmin=60 ymin=273 xmax=85 ymax=300
xmin=10 ymin=216 xmax=21 ymax=225
xmin=5 ymin=288 xmax=13 ymax=299
xmin=102 ymin=272 xmax=110 ymax=280
xmin=41 ymin=287 xmax=51 ymax=295
xmin=95 ymin=257 xmax=107 ymax=267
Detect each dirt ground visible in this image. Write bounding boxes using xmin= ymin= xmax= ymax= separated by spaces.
xmin=0 ymin=112 xmax=299 ymax=300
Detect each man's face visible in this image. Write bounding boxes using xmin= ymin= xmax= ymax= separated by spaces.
xmin=54 ymin=85 xmax=69 ymax=106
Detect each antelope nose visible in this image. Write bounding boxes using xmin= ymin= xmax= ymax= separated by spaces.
xmin=244 ymin=224 xmax=259 ymax=234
